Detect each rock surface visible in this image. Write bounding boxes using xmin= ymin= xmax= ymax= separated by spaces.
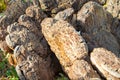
xmin=104 ymin=0 xmax=120 ymax=19
xmin=54 ymin=8 xmax=74 ymax=20
xmin=111 ymin=18 xmax=120 ymax=46
xmin=91 ymin=48 xmax=120 ymax=80
xmin=25 ymin=5 xmax=47 ymax=23
xmin=5 ymin=6 xmax=61 ymax=80
xmin=41 ymin=18 xmax=101 ymax=80
xmin=77 ymin=1 xmax=112 ymax=34
xmin=6 ymin=19 xmax=53 ymax=80
xmin=0 ymin=0 xmax=32 ymax=53
xmin=0 ymin=41 xmax=12 ymax=53
xmin=0 ymin=0 xmax=120 ymax=80
xmin=77 ymin=1 xmax=120 ymax=56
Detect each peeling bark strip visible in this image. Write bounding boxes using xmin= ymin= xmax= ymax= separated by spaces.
xmin=41 ymin=18 xmax=101 ymax=79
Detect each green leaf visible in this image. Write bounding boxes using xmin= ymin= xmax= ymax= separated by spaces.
xmin=0 ymin=62 xmax=5 ymax=69
xmin=9 ymin=77 xmax=19 ymax=80
xmin=0 ymin=0 xmax=7 ymax=12
xmin=10 ymin=66 xmax=18 ymax=77
xmin=6 ymin=70 xmax=12 ymax=77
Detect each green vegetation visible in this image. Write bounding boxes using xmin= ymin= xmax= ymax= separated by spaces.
xmin=0 ymin=50 xmax=69 ymax=80
xmin=0 ymin=50 xmax=19 ymax=80
xmin=55 ymin=73 xmax=69 ymax=80
xmin=0 ymin=1 xmax=68 ymax=79
xmin=0 ymin=0 xmax=8 ymax=13
xmin=22 ymin=0 xmax=32 ymax=3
